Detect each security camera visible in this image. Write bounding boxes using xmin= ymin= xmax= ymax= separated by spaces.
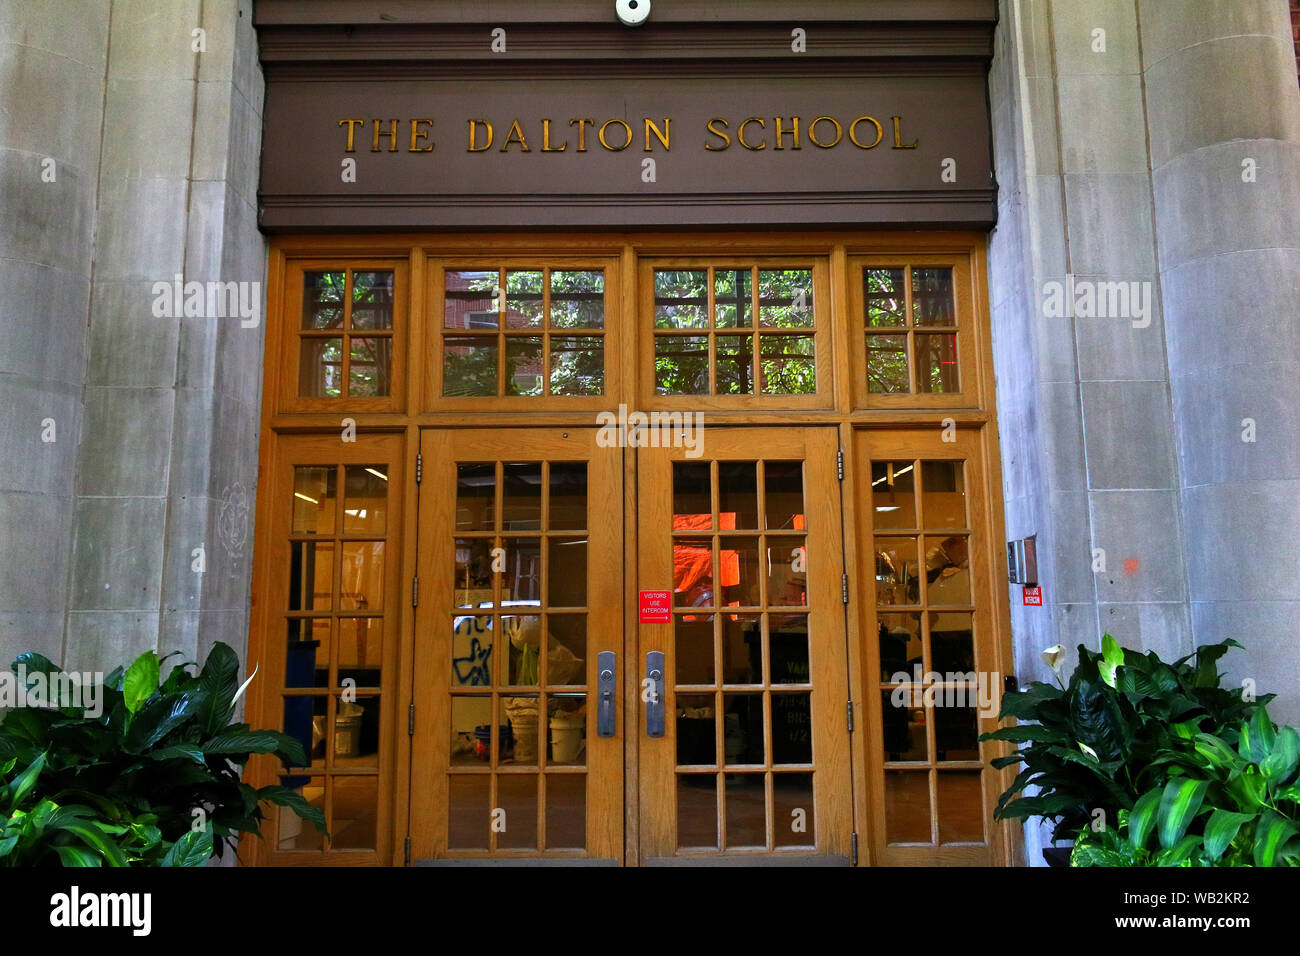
xmin=616 ymin=0 xmax=650 ymax=27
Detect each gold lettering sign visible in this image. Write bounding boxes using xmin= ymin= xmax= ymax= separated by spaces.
xmin=334 ymin=114 xmax=918 ymax=153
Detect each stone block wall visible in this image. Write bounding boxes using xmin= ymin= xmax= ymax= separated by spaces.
xmin=0 ymin=0 xmax=266 ymax=683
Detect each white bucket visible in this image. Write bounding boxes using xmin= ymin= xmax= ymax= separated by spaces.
xmin=550 ymin=712 xmax=585 ymax=763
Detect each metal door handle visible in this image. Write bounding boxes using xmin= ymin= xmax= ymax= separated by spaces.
xmin=597 ymin=651 xmax=616 ymax=737
xmin=645 ymin=651 xmax=665 ymax=738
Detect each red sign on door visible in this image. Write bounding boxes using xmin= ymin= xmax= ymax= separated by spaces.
xmin=639 ymin=590 xmax=671 ymax=623
xmin=1023 ymin=586 xmax=1043 ymax=606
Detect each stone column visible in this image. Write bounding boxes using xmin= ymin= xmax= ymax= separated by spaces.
xmin=0 ymin=1 xmax=109 ymax=668
xmin=63 ymin=0 xmax=267 ymax=675
xmin=1140 ymin=0 xmax=1300 ymax=725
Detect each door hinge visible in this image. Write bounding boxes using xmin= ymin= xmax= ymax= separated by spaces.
xmin=404 ymin=834 xmax=411 ymax=866
xmin=847 ymin=700 xmax=854 ymax=733
xmin=836 ymin=447 xmax=844 ymax=481
xmin=841 ymin=572 xmax=849 ymax=604
xmin=415 ymin=452 xmax=422 ymax=484
xmin=411 ymin=576 xmax=418 ymax=608
xmin=851 ymin=831 xmax=859 ymax=867
xmin=408 ymin=702 xmax=415 ymax=736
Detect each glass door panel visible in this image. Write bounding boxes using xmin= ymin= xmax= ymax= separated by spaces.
xmin=412 ymin=429 xmax=623 ymax=861
xmin=637 ymin=428 xmax=853 ymax=862
xmin=854 ymin=428 xmax=1005 ymax=866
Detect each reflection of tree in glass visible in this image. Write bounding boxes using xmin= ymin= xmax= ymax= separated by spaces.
xmin=444 ymin=340 xmax=498 ymax=396
xmin=758 ymin=269 xmax=813 ymax=328
xmin=865 ymin=268 xmax=906 ymax=327
xmin=760 ymin=336 xmax=816 ymax=394
xmin=306 ymin=272 xmax=345 ymax=330
xmin=655 ymin=338 xmax=709 ymax=394
xmin=549 ymin=337 xmax=603 ymax=395
xmin=866 ymin=336 xmax=909 ymax=393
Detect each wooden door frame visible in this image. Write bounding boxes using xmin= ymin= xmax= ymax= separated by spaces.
xmin=634 ymin=426 xmax=853 ymax=864
xmin=243 ymin=231 xmax=1020 ymax=867
xmin=410 ymin=427 xmax=625 ymax=863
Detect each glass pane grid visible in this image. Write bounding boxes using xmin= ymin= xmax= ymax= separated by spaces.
xmin=443 ymin=266 xmax=606 ymax=397
xmin=655 ymin=265 xmax=816 ymax=396
xmin=448 ymin=457 xmax=590 ymax=853
xmin=873 ymin=457 xmax=983 ymax=847
xmin=300 ymin=270 xmax=395 ymax=399
xmin=863 ymin=264 xmax=959 ymax=396
xmin=672 ymin=458 xmax=813 ymax=852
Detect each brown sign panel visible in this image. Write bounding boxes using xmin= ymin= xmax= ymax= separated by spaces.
xmin=255 ymin=2 xmax=998 ymax=232
xmin=260 ymin=73 xmax=994 ymax=231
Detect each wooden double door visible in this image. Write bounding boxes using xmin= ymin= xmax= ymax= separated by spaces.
xmin=410 ymin=426 xmax=852 ymax=863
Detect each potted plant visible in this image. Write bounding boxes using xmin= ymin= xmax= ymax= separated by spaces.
xmin=0 ymin=643 xmax=326 ymax=866
xmin=1071 ymin=705 xmax=1300 ymax=866
xmin=979 ymin=634 xmax=1269 ymax=865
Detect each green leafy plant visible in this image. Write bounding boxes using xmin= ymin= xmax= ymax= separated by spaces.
xmin=979 ymin=635 xmax=1269 ymax=845
xmin=0 ymin=643 xmax=327 ymax=866
xmin=1071 ymin=706 xmax=1300 ymax=866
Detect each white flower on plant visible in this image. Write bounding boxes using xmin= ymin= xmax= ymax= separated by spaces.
xmin=1041 ymin=644 xmax=1064 ymax=673
xmin=1078 ymin=742 xmax=1098 ymax=761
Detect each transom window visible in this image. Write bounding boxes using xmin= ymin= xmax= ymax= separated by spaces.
xmin=299 ymin=270 xmax=395 ymax=398
xmin=863 ymin=266 xmax=959 ymax=395
xmin=441 ymin=267 xmax=607 ymax=397
xmin=651 ymin=266 xmax=817 ymax=396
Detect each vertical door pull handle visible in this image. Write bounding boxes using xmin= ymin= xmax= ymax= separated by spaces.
xmin=597 ymin=651 xmax=617 ymax=737
xmin=646 ymin=651 xmax=666 ymax=738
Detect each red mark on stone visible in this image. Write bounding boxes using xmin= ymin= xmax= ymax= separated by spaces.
xmin=1123 ymin=558 xmax=1139 ymax=576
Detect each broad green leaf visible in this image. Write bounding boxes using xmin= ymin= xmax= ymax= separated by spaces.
xmin=1068 ymin=677 xmax=1129 ymax=763
xmin=28 ymin=797 xmax=57 ymax=830
xmin=122 ymin=651 xmax=161 ymax=715
xmin=198 ymin=642 xmax=241 ymax=735
xmin=204 ymin=729 xmax=292 ymax=755
xmin=1128 ymin=788 xmax=1162 ymax=850
xmin=257 ymin=784 xmax=328 ymax=834
xmin=1225 ymin=768 xmax=1267 ymax=812
xmin=123 ymin=691 xmax=207 ymax=753
xmin=1157 ymin=778 xmax=1209 ymax=849
xmin=0 ymin=834 xmax=18 ymax=857
xmin=983 ymin=725 xmax=1068 ymax=744
xmin=1238 ymin=707 xmax=1274 ymax=763
xmin=1097 ymin=634 xmax=1124 ymax=689
xmin=148 ymin=744 xmax=206 ymax=765
xmin=1261 ymin=726 xmax=1299 ymax=784
xmin=53 ymin=845 xmax=103 ymax=867
xmin=1280 ymin=836 xmax=1300 ymax=865
xmin=56 ymin=820 xmax=128 ymax=867
xmin=161 ymin=829 xmax=213 ymax=867
xmin=1155 ymin=834 xmax=1204 ymax=867
xmin=5 ymin=752 xmax=45 ymax=812
xmin=13 ymin=652 xmax=63 ymax=682
xmin=996 ymin=683 xmax=1064 ymax=720
xmin=1203 ymin=808 xmax=1254 ymax=862
xmin=1193 ymin=733 xmax=1240 ymax=773
xmin=1101 ymin=634 xmax=1124 ymax=669
xmin=1253 ymin=811 xmax=1298 ymax=867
